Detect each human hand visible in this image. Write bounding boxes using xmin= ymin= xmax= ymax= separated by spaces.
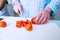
xmin=0 ymin=0 xmax=7 ymax=10
xmin=32 ymin=8 xmax=51 ymax=24
xmin=13 ymin=2 xmax=22 ymax=14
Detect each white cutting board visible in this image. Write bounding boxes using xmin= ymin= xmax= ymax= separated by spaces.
xmin=0 ymin=17 xmax=60 ymax=40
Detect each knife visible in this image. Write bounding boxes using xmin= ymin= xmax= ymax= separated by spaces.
xmin=0 ymin=18 xmax=4 ymax=21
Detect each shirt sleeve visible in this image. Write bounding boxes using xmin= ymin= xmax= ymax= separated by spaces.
xmin=12 ymin=0 xmax=19 ymax=6
xmin=0 ymin=5 xmax=7 ymax=16
xmin=45 ymin=0 xmax=60 ymax=14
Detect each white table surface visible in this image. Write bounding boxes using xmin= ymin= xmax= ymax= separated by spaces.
xmin=0 ymin=17 xmax=60 ymax=40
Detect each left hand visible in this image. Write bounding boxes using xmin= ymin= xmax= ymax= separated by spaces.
xmin=32 ymin=8 xmax=51 ymax=24
xmin=0 ymin=0 xmax=7 ymax=10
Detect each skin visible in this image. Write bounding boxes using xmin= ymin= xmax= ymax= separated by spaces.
xmin=34 ymin=7 xmax=51 ymax=24
xmin=13 ymin=2 xmax=22 ymax=14
xmin=13 ymin=2 xmax=51 ymax=24
xmin=0 ymin=0 xmax=7 ymax=10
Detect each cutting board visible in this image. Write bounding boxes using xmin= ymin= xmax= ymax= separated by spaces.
xmin=0 ymin=17 xmax=60 ymax=40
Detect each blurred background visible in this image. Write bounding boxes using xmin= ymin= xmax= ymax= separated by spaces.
xmin=6 ymin=0 xmax=60 ymax=20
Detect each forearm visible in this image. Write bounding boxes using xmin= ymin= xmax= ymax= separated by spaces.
xmin=0 ymin=0 xmax=7 ymax=10
xmin=45 ymin=0 xmax=60 ymax=13
xmin=12 ymin=0 xmax=21 ymax=6
xmin=12 ymin=0 xmax=18 ymax=6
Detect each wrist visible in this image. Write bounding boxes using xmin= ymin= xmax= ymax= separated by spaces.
xmin=14 ymin=1 xmax=22 ymax=6
xmin=44 ymin=7 xmax=51 ymax=14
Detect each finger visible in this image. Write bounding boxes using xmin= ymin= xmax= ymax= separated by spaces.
xmin=35 ymin=13 xmax=42 ymax=24
xmin=40 ymin=16 xmax=47 ymax=24
xmin=35 ymin=16 xmax=39 ymax=24
xmin=44 ymin=15 xmax=50 ymax=24
xmin=13 ymin=7 xmax=19 ymax=14
xmin=18 ymin=6 xmax=23 ymax=15
xmin=38 ymin=13 xmax=44 ymax=24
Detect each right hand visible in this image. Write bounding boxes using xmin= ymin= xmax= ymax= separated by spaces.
xmin=13 ymin=2 xmax=22 ymax=14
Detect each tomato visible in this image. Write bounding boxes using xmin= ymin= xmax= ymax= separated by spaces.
xmin=24 ymin=19 xmax=32 ymax=31
xmin=25 ymin=23 xmax=32 ymax=31
xmin=26 ymin=19 xmax=31 ymax=24
xmin=16 ymin=20 xmax=33 ymax=31
xmin=22 ymin=21 xmax=26 ymax=27
xmin=16 ymin=20 xmax=25 ymax=28
xmin=31 ymin=17 xmax=36 ymax=24
xmin=16 ymin=21 xmax=22 ymax=28
xmin=0 ymin=21 xmax=7 ymax=28
xmin=23 ymin=19 xmax=31 ymax=26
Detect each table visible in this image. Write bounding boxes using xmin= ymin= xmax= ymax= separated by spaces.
xmin=0 ymin=17 xmax=60 ymax=40
xmin=50 ymin=20 xmax=60 ymax=27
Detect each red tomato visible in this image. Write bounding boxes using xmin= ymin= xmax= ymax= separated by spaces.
xmin=26 ymin=19 xmax=31 ymax=24
xmin=16 ymin=20 xmax=33 ymax=31
xmin=31 ymin=17 xmax=36 ymax=24
xmin=16 ymin=20 xmax=25 ymax=28
xmin=0 ymin=21 xmax=7 ymax=28
xmin=24 ymin=19 xmax=32 ymax=31
xmin=23 ymin=19 xmax=31 ymax=27
xmin=20 ymin=20 xmax=25 ymax=26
